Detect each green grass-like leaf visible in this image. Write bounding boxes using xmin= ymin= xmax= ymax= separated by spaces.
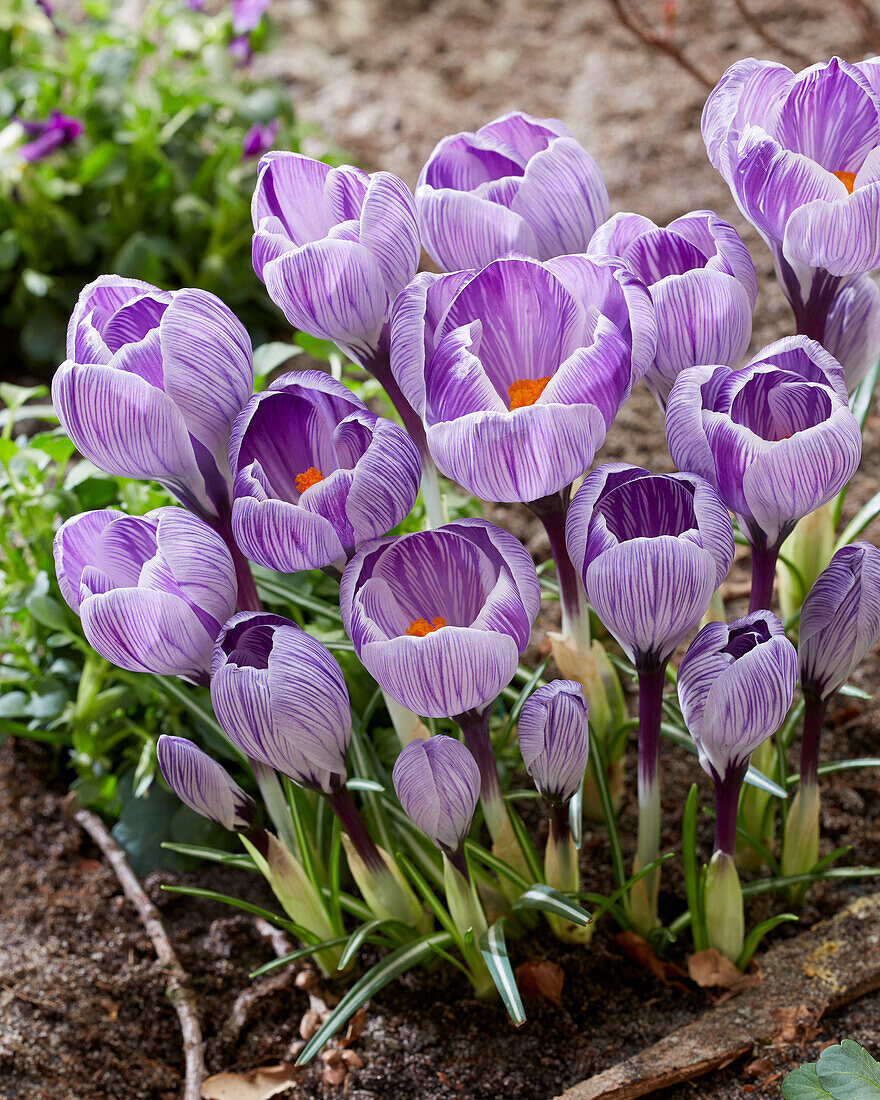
xmin=480 ymin=919 xmax=526 ymax=1026
xmin=513 ymin=884 xmax=592 ymax=926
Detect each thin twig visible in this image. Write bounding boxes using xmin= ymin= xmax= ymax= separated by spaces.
xmin=605 ymin=0 xmax=715 ymax=89
xmin=731 ymin=0 xmax=811 ymax=67
xmin=73 ymin=806 xmax=206 ymax=1100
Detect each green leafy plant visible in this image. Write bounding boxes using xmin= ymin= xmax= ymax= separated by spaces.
xmin=782 ymin=1040 xmax=880 ymax=1099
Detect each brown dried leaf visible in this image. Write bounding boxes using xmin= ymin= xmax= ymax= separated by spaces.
xmin=514 ymin=959 xmax=565 ymax=1007
xmin=770 ymin=1003 xmax=819 ymax=1044
xmin=615 ymin=931 xmax=690 ymax=993
xmin=200 ymin=1063 xmax=302 ymax=1100
xmin=687 ymin=949 xmax=757 ymax=992
xmin=340 ymin=1007 xmax=366 ymax=1047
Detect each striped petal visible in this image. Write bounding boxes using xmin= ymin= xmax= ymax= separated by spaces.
xmin=783 ymin=182 xmax=880 ymax=276
xmin=157 ymin=736 xmax=255 ymax=831
xmin=416 ymin=186 xmax=538 ymax=271
xmin=359 ymin=172 xmax=421 ymax=296
xmin=392 ymin=735 xmax=481 ymax=852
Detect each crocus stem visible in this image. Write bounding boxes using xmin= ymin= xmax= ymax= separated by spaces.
xmin=545 ymin=802 xmax=593 ymax=944
xmin=748 ymin=538 xmax=779 ymax=613
xmin=630 ymin=663 xmax=666 ymax=935
xmin=799 ymin=692 xmax=828 ymax=788
xmin=529 ymin=490 xmax=590 ymax=650
xmin=326 ymin=787 xmax=385 ymax=875
xmin=211 ymin=507 xmax=263 ymax=613
xmin=250 ymin=759 xmax=298 ymax=856
xmin=713 ymin=765 xmax=747 ymax=859
xmin=781 ymin=693 xmax=826 ymax=890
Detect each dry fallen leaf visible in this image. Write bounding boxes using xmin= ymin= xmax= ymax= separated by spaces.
xmin=770 ymin=1003 xmax=820 ymax=1044
xmin=200 ymin=1063 xmax=303 ymax=1100
xmin=615 ymin=931 xmax=690 ymax=993
xmin=687 ymin=948 xmax=760 ymax=994
xmin=515 ymin=959 xmax=565 ymax=1007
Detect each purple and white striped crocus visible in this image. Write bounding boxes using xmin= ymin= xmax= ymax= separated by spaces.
xmin=17 ymin=111 xmax=82 ymax=162
xmin=678 ymin=612 xmax=796 ymax=959
xmin=783 ymin=543 xmax=880 ymax=880
xmin=666 ymin=336 xmax=862 ymax=611
xmin=341 ymin=519 xmax=540 ymax=852
xmin=703 ymin=56 xmax=880 ymax=375
xmin=54 ymin=508 xmax=238 ymax=685
xmin=566 ymin=463 xmax=734 ymax=934
xmin=416 ymin=110 xmax=609 ymax=271
xmin=588 ymin=210 xmax=757 ymax=405
xmin=229 ymin=371 xmax=421 ymax=574
xmin=157 ymin=735 xmax=257 ymax=832
xmin=393 ymin=735 xmax=481 ymax=861
xmin=821 ymin=274 xmax=880 ymax=392
xmin=53 ymin=276 xmax=254 ymax=521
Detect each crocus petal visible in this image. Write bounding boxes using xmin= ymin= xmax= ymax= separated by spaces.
xmin=358 ymin=172 xmax=421 ymax=295
xmin=416 ymin=186 xmax=539 ymax=271
xmin=232 ymin=488 xmax=346 ymax=573
xmin=157 ymin=735 xmax=254 ymax=831
xmin=783 ymin=183 xmax=880 ymax=276
xmin=665 ymin=364 xmax=731 ymax=485
xmin=588 ymin=212 xmax=658 ymax=260
xmin=53 ymin=509 xmax=123 ymax=613
xmin=822 ymin=275 xmax=880 ymax=391
xmin=393 ymin=735 xmax=481 ymax=852
xmin=517 ymin=680 xmax=590 ymax=803
xmin=539 ymin=316 xmax=632 ymax=428
xmin=345 ymin=417 xmax=422 ymax=542
xmin=152 ymin=509 xmax=237 ymax=629
xmin=424 ymin=322 xmax=506 ymax=422
xmin=251 ymin=152 xmax=336 ymax=241
xmin=668 ymin=211 xmax=759 ymax=306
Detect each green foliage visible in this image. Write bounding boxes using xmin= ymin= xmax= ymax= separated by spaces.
xmin=783 ymin=1041 xmax=880 ymax=1100
xmin=0 ymin=0 xmax=324 ymax=374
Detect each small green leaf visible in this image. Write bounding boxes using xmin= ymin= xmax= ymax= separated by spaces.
xmin=25 ymin=594 xmax=69 ymax=632
xmin=479 ymin=919 xmax=525 ymax=1026
xmin=782 ymin=1063 xmax=834 ymax=1100
xmin=736 ymin=913 xmax=799 ymax=969
xmin=817 ymin=1040 xmax=880 ymax=1100
xmin=513 ymin=884 xmax=592 ymax=927
xmin=248 ymin=936 xmax=351 ymax=979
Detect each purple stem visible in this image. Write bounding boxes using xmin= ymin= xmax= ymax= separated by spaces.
xmin=360 ymin=336 xmax=432 ymax=466
xmin=447 ymin=846 xmax=470 ymax=881
xmin=777 ymin=256 xmax=842 ymax=345
xmin=455 ymin=708 xmax=503 ymax=807
xmin=529 ymin=491 xmax=583 ymax=633
xmin=549 ymin=801 xmax=571 ymax=848
xmin=213 ymin=507 xmax=263 ymax=613
xmin=326 ymin=787 xmax=385 ymax=875
xmin=748 ymin=537 xmax=779 ymax=614
xmin=636 ymin=664 xmax=667 ymax=797
xmin=799 ymin=692 xmax=828 ymax=788
xmin=713 ymin=764 xmax=747 ymax=858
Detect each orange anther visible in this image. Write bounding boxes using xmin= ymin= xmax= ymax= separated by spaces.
xmin=405 ymin=616 xmax=447 ymax=638
xmin=832 ymin=170 xmax=856 ymax=193
xmin=295 ymin=466 xmax=324 ymax=493
xmin=507 ymin=376 xmax=552 ymax=410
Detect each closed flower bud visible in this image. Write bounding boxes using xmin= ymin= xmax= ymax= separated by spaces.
xmin=518 ymin=680 xmax=590 ymax=803
xmin=392 ymin=736 xmax=481 ymax=854
xmin=157 ymin=736 xmax=256 ymax=831
xmin=211 ymin=612 xmax=351 ymax=793
xmin=54 ymin=507 xmax=238 ymax=684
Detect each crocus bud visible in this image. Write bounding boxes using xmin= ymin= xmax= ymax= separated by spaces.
xmin=157 ymin=735 xmax=256 ymax=831
xmin=566 ymin=464 xmax=734 ymax=671
xmin=53 ymin=276 xmax=254 ymax=517
xmin=389 ymin=254 xmax=656 ymax=504
xmin=211 ymin=612 xmax=351 ymax=793
xmin=241 ymin=119 xmax=279 ymax=160
xmin=518 ymin=680 xmax=590 ymax=804
xmin=251 ymin=153 xmax=420 ymax=365
xmin=341 ymin=519 xmax=540 ymax=718
xmin=799 ymin=543 xmax=880 ymax=702
xmin=416 ymin=110 xmax=609 ymax=271
xmin=678 ymin=612 xmax=797 ymax=787
xmin=229 ymin=371 xmax=421 ymax=573
xmin=588 ymin=210 xmax=757 ymax=406
xmin=393 ymin=736 xmax=481 ymax=854
xmin=54 ymin=507 xmax=238 ymax=684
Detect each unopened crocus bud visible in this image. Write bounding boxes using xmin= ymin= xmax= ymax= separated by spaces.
xmin=518 ymin=680 xmax=589 ymax=804
xmin=416 ymin=110 xmax=609 ymax=271
xmin=392 ymin=736 xmax=481 ymax=856
xmin=157 ymin=735 xmax=256 ymax=831
xmin=54 ymin=507 xmax=238 ymax=685
xmin=53 ymin=276 xmax=254 ymax=518
xmin=229 ymin=372 xmax=421 ymax=573
xmin=211 ymin=612 xmax=352 ymax=793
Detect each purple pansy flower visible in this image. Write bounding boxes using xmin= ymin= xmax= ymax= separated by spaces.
xmin=157 ymin=735 xmax=257 ymax=831
xmin=228 ymin=371 xmax=421 ymax=573
xmin=392 ymin=735 xmax=481 ymax=854
xmin=588 ymin=210 xmax=757 ymax=405
xmin=53 ymin=276 xmax=254 ymax=518
xmin=416 ymin=110 xmax=609 ymax=271
xmin=242 ymin=119 xmax=279 ymax=160
xmin=17 ymin=111 xmax=82 ymax=162
xmin=518 ymin=680 xmax=590 ymax=804
xmin=666 ymin=337 xmax=862 ymax=556
xmin=565 ymin=464 xmax=734 ymax=670
xmin=54 ymin=508 xmax=237 ymax=684
xmin=703 ymin=56 xmax=880 ymax=359
xmin=389 ymin=252 xmax=656 ymax=503
xmin=251 ymin=152 xmax=420 ymax=368
xmin=211 ymin=612 xmax=352 ymax=794
xmin=340 ymin=520 xmax=541 ymax=718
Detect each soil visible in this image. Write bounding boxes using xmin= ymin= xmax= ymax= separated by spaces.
xmin=7 ymin=0 xmax=880 ymax=1098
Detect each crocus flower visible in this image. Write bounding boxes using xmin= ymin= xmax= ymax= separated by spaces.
xmin=228 ymin=371 xmax=421 ymax=573
xmin=242 ymin=119 xmax=279 ymax=160
xmin=340 ymin=519 xmax=541 ymax=719
xmin=799 ymin=542 xmax=880 ymax=704
xmin=566 ymin=464 xmax=734 ymax=671
xmin=703 ymin=56 xmax=880 ymax=354
xmin=678 ymin=611 xmax=796 ymax=961
xmin=17 ymin=111 xmax=82 ymax=162
xmin=251 ymin=152 xmax=420 ymax=369
xmin=416 ymin=110 xmax=609 ymax=271
xmin=389 ymin=252 xmax=656 ymax=504
xmin=566 ymin=462 xmax=734 ymax=935
xmin=518 ymin=680 xmax=590 ymax=804
xmin=157 ymin=735 xmax=256 ymax=831
xmin=211 ymin=612 xmax=351 ymax=794
xmin=54 ymin=507 xmax=238 ymax=684
xmin=821 ymin=274 xmax=880 ymax=392
xmin=53 ymin=276 xmax=254 ymax=519
xmin=231 ymin=0 xmax=271 ymax=33
xmin=666 ymin=336 xmax=862 ymax=609
xmin=588 ymin=210 xmax=757 ymax=405
xmin=392 ymin=735 xmax=481 ymax=855
xmin=228 ymin=35 xmax=251 ymax=66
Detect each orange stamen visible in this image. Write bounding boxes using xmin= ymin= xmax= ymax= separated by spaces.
xmin=507 ymin=376 xmax=552 ymax=410
xmin=832 ymin=170 xmax=856 ymax=194
xmin=295 ymin=466 xmax=324 ymax=493
xmin=405 ymin=616 xmax=447 ymax=638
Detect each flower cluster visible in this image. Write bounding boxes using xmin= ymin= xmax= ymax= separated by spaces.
xmin=49 ymin=67 xmax=880 ymax=1040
